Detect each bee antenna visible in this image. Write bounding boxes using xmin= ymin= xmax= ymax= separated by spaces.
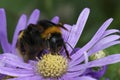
xmin=57 ymin=23 xmax=68 ymax=31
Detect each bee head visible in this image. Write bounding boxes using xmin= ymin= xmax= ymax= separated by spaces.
xmin=47 ymin=33 xmax=64 ymax=53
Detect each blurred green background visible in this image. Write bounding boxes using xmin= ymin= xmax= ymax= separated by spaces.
xmin=0 ymin=0 xmax=120 ymax=80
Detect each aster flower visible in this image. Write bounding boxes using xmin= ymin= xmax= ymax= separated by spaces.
xmin=0 ymin=8 xmax=120 ymax=80
xmin=0 ymin=8 xmax=60 ymax=79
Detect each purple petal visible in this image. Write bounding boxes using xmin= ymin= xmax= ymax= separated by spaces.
xmin=87 ymin=54 xmax=120 ymax=68
xmin=12 ymin=15 xmax=27 ymax=53
xmin=84 ymin=51 xmax=88 ymax=65
xmin=64 ymin=74 xmax=96 ymax=80
xmin=75 ymin=76 xmax=97 ymax=80
xmin=0 ymin=55 xmax=5 ymax=67
xmin=70 ymin=51 xmax=89 ymax=74
xmin=69 ymin=54 xmax=120 ymax=71
xmin=0 ymin=66 xmax=34 ymax=77
xmin=102 ymin=29 xmax=120 ymax=38
xmin=80 ymin=18 xmax=113 ymax=53
xmin=0 ymin=8 xmax=7 ymax=38
xmin=62 ymin=75 xmax=78 ymax=80
xmin=0 ymin=74 xmax=5 ymax=79
xmin=27 ymin=9 xmax=40 ymax=25
xmin=62 ymin=24 xmax=72 ymax=42
xmin=62 ymin=75 xmax=96 ymax=80
xmin=62 ymin=76 xmax=73 ymax=80
xmin=8 ymin=75 xmax=42 ymax=80
xmin=91 ymin=35 xmax=120 ymax=50
xmin=3 ymin=53 xmax=33 ymax=70
xmin=70 ymin=48 xmax=80 ymax=55
xmin=70 ymin=18 xmax=113 ymax=63
xmin=66 ymin=8 xmax=90 ymax=53
xmin=62 ymin=74 xmax=80 ymax=80
xmin=86 ymin=66 xmax=107 ymax=79
xmin=0 ymin=8 xmax=10 ymax=52
xmin=89 ymin=41 xmax=120 ymax=54
xmin=70 ymin=40 xmax=120 ymax=67
xmin=51 ymin=16 xmax=59 ymax=24
xmin=65 ymin=71 xmax=84 ymax=78
xmin=69 ymin=50 xmax=83 ymax=66
xmin=69 ymin=52 xmax=89 ymax=71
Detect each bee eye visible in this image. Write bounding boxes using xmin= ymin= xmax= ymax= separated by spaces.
xmin=51 ymin=37 xmax=56 ymax=43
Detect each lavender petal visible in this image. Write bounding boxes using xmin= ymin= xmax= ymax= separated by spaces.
xmin=89 ymin=41 xmax=120 ymax=55
xmin=8 ymin=75 xmax=42 ymax=80
xmin=2 ymin=53 xmax=33 ymax=70
xmin=75 ymin=76 xmax=97 ymax=80
xmin=51 ymin=16 xmax=59 ymax=24
xmin=90 ymin=35 xmax=120 ymax=51
xmin=66 ymin=8 xmax=90 ymax=53
xmin=102 ymin=29 xmax=120 ymax=38
xmin=11 ymin=14 xmax=27 ymax=53
xmin=86 ymin=66 xmax=107 ymax=79
xmin=62 ymin=24 xmax=72 ymax=42
xmin=69 ymin=54 xmax=120 ymax=71
xmin=70 ymin=18 xmax=113 ymax=64
xmin=0 ymin=8 xmax=10 ymax=52
xmin=27 ymin=9 xmax=40 ymax=25
xmin=0 ymin=66 xmax=33 ymax=77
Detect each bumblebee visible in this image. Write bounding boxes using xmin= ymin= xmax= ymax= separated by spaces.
xmin=16 ymin=20 xmax=70 ymax=62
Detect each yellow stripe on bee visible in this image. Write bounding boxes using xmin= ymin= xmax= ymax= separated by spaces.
xmin=41 ymin=26 xmax=61 ymax=38
xmin=18 ymin=31 xmax=24 ymax=39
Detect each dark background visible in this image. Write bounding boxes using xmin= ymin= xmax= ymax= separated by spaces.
xmin=0 ymin=0 xmax=120 ymax=79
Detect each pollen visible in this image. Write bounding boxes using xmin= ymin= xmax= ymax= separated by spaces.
xmin=36 ymin=53 xmax=68 ymax=78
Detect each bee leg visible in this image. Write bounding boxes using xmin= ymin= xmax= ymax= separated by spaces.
xmin=37 ymin=50 xmax=48 ymax=59
xmin=63 ymin=43 xmax=71 ymax=60
xmin=65 ymin=42 xmax=75 ymax=53
xmin=23 ymin=54 xmax=29 ymax=63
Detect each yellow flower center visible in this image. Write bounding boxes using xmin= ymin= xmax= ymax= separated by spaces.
xmin=37 ymin=53 xmax=68 ymax=78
